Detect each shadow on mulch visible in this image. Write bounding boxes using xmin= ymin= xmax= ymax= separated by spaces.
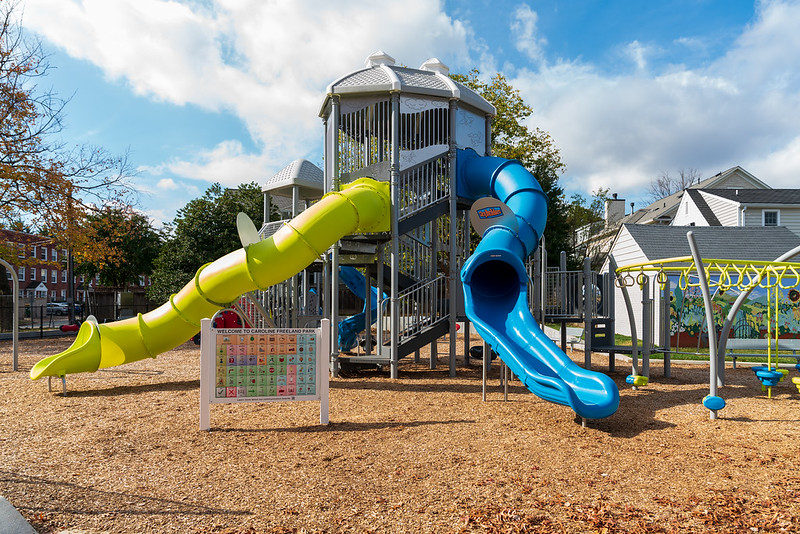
xmin=211 ymin=418 xmax=476 ymax=434
xmin=0 ymin=469 xmax=251 ymax=533
xmin=46 ymin=379 xmax=199 ymax=398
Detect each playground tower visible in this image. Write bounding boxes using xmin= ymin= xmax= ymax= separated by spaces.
xmin=318 ymin=51 xmax=495 ymax=377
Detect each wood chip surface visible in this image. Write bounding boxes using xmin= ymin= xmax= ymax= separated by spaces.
xmin=1 ymin=335 xmax=799 ymax=533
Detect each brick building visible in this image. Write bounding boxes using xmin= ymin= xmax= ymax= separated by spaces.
xmin=0 ymin=228 xmax=152 ymax=306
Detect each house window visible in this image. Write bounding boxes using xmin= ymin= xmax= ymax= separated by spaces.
xmin=41 ymin=268 xmax=47 ymax=281
xmin=60 ymin=289 xmax=66 ymax=299
xmin=18 ymin=267 xmax=25 ymax=281
xmin=40 ymin=247 xmax=47 ymax=260
xmin=763 ymin=210 xmax=780 ymax=227
xmin=52 ymin=248 xmax=58 ymax=261
xmin=30 ymin=267 xmax=36 ymax=281
xmin=52 ymin=270 xmax=57 ymax=284
xmin=62 ymin=270 xmax=67 ymax=282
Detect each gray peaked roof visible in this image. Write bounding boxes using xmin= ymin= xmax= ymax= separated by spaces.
xmin=623 ymin=224 xmax=800 ymax=262
xmin=320 ymin=51 xmax=496 ymax=117
xmin=701 ymin=189 xmax=800 ymax=205
xmin=686 ymin=189 xmax=721 ymax=226
xmin=617 ymin=166 xmax=770 ymax=226
xmin=263 ymin=159 xmax=324 ymax=199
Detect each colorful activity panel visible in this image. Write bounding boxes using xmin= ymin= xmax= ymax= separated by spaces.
xmin=200 ymin=319 xmax=330 ymax=430
xmin=214 ymin=331 xmax=319 ymax=399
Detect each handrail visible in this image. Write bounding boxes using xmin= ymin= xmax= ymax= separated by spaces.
xmin=377 ymin=275 xmax=447 ymax=346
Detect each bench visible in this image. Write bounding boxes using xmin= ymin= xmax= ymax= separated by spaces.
xmin=725 ymin=338 xmax=800 ymax=368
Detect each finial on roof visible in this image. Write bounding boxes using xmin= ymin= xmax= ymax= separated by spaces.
xmin=365 ymin=51 xmax=395 ymax=68
xmin=419 ymin=57 xmax=449 ymax=75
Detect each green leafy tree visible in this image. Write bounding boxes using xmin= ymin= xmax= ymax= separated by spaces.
xmin=451 ymin=70 xmax=568 ymax=264
xmin=147 ymin=183 xmax=263 ymax=303
xmin=73 ymin=207 xmax=161 ymax=289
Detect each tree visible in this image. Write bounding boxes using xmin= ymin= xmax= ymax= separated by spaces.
xmin=647 ymin=168 xmax=702 ymax=202
xmin=147 ymin=183 xmax=263 ymax=303
xmin=0 ymin=0 xmax=134 ymax=253
xmin=451 ymin=69 xmax=568 ymax=264
xmin=73 ymin=207 xmax=161 ymax=290
xmin=567 ymin=187 xmax=611 ymax=269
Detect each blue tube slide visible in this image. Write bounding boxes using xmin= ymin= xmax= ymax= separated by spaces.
xmin=458 ymin=148 xmax=619 ymax=419
xmin=338 ymin=265 xmax=386 ymax=351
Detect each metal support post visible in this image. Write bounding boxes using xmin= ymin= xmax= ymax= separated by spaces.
xmin=447 ymin=99 xmax=458 ymax=377
xmin=583 ymin=257 xmax=593 ymax=369
xmin=687 ymin=231 xmax=721 ymax=419
xmin=641 ymin=276 xmax=651 ymax=378
xmin=661 ymin=280 xmax=671 ymax=377
xmin=390 ymin=93 xmax=401 ymax=379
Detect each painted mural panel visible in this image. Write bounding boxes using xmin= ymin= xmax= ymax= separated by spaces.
xmin=670 ymin=276 xmax=800 ymax=347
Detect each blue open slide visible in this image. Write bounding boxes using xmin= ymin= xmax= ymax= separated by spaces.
xmin=458 ymin=149 xmax=619 ymax=419
xmin=338 ymin=265 xmax=385 ymax=351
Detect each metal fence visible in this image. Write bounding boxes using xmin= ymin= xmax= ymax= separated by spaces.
xmin=0 ymin=296 xmax=159 ymax=333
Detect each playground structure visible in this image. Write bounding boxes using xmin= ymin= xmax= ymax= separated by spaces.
xmin=26 ymin=52 xmax=620 ymax=420
xmin=615 ymin=231 xmax=800 ymax=418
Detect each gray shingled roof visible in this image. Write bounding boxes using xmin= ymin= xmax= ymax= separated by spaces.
xmin=686 ymin=189 xmax=721 ymax=226
xmin=702 ymin=189 xmax=800 ymax=205
xmin=263 ymin=159 xmax=324 ymax=199
xmin=320 ymin=52 xmax=495 ymax=117
xmin=614 ymin=166 xmax=769 ymax=226
xmin=623 ymin=224 xmax=800 ymax=262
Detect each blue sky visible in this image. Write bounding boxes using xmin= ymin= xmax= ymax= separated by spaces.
xmin=20 ymin=0 xmax=800 ymax=225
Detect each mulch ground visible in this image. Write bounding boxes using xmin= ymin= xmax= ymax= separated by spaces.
xmin=1 ymin=334 xmax=799 ymax=533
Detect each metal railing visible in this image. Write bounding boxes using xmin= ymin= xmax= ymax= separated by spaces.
xmin=398 ymin=152 xmax=450 ymax=220
xmin=397 ymin=234 xmax=433 ymax=282
xmin=259 ymin=220 xmax=289 ymax=239
xmin=534 ymin=268 xmax=609 ymax=320
xmin=377 ymin=275 xmax=447 ymax=347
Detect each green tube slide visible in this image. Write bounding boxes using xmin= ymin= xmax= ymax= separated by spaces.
xmin=30 ymin=178 xmax=391 ymax=380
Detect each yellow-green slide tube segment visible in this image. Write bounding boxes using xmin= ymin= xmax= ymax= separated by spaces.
xmin=30 ymin=178 xmax=391 ymax=380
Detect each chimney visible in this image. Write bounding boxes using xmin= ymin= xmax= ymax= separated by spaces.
xmin=604 ymin=194 xmax=626 ymax=226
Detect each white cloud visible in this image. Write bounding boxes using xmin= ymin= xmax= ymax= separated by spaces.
xmin=23 ymin=0 xmax=472 ymax=180
xmin=511 ymin=0 xmax=800 ymax=202
xmin=623 ymin=40 xmax=649 ymax=71
xmin=141 ymin=207 xmax=172 ymax=227
xmin=511 ymin=4 xmax=547 ymax=64
xmin=156 ymin=178 xmax=179 ymax=191
xmin=745 ymin=135 xmax=800 ymax=187
xmin=21 ymin=0 xmax=800 ymax=208
xmin=162 ymin=140 xmax=275 ymax=186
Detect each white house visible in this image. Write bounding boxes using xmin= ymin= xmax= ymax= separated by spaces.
xmin=578 ymin=166 xmax=770 ymax=266
xmin=672 ymin=188 xmax=800 ymax=237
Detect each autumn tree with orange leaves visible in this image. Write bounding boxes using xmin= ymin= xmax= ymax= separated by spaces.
xmin=0 ymin=0 xmax=138 ymax=291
